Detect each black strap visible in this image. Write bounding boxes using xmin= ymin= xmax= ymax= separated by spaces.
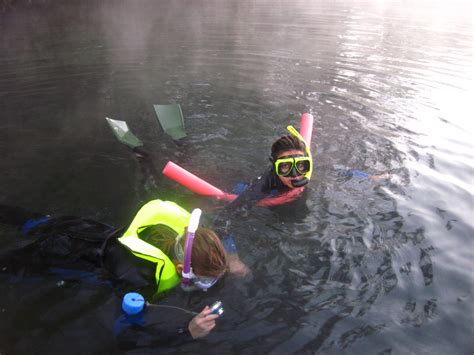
xmin=99 ymin=226 xmax=125 ymax=268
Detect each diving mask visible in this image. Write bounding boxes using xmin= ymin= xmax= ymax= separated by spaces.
xmin=274 ymin=155 xmax=311 ymax=177
xmin=184 ymin=269 xmax=221 ymax=290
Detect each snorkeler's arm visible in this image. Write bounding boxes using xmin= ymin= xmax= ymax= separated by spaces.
xmin=221 ymin=234 xmax=250 ymax=277
xmin=226 ymin=253 xmax=250 ymax=277
xmin=335 ymin=167 xmax=390 ymax=180
xmin=188 ymin=306 xmax=219 ymax=339
xmin=225 ymin=167 xmax=275 ymax=211
xmin=116 ymin=306 xmax=219 ymax=349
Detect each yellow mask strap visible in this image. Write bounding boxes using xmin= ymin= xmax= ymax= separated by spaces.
xmin=286 ymin=125 xmax=313 ymax=179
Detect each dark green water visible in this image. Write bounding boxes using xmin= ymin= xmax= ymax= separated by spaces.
xmin=0 ymin=0 xmax=472 ymax=353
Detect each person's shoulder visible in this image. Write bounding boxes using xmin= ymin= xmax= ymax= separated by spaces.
xmin=260 ymin=168 xmax=281 ymax=193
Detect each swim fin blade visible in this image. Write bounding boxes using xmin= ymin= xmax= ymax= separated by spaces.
xmin=105 ymin=117 xmax=144 ymax=149
xmin=153 ymin=104 xmax=187 ymax=141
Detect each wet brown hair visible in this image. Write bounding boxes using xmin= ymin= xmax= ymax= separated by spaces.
xmin=190 ymin=227 xmax=227 ymax=277
xmin=271 ymin=135 xmax=306 ymax=161
xmin=138 ymin=224 xmax=177 ymax=255
xmin=138 ymin=224 xmax=227 ymax=278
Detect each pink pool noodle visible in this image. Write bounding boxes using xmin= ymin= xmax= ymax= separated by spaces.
xmin=299 ymin=113 xmax=313 ymax=147
xmin=162 ymin=161 xmax=237 ymax=201
xmin=256 ymin=187 xmax=304 ymax=207
xmin=162 ymin=113 xmax=314 ymax=203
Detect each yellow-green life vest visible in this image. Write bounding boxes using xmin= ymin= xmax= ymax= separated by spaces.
xmin=118 ymin=199 xmax=190 ymax=294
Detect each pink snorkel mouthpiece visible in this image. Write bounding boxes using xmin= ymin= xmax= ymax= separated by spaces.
xmin=181 ymin=208 xmax=202 ymax=290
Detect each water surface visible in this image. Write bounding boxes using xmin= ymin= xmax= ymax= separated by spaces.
xmin=0 ymin=0 xmax=472 ymax=354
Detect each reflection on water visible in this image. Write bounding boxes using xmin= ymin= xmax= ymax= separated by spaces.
xmin=0 ymin=0 xmax=473 ymax=353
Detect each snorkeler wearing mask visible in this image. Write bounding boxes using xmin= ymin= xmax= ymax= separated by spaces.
xmin=0 ymin=200 xmax=230 ymax=340
xmin=268 ymin=126 xmax=313 ymax=189
xmin=115 ymin=200 xmax=227 ymax=295
xmin=226 ymin=126 xmax=313 ymax=209
xmin=0 ymin=201 xmax=229 ymax=296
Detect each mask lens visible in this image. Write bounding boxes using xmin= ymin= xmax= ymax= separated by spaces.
xmin=277 ymin=161 xmax=293 ymax=176
xmin=276 ymin=156 xmax=310 ymax=177
xmin=192 ymin=275 xmax=219 ymax=290
xmin=295 ymin=159 xmax=310 ymax=174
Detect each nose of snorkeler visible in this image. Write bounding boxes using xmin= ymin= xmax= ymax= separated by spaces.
xmin=289 ymin=167 xmax=299 ymax=177
xmin=290 ymin=177 xmax=309 ymax=187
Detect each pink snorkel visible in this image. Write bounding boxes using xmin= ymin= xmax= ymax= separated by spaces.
xmin=181 ymin=208 xmax=202 ymax=290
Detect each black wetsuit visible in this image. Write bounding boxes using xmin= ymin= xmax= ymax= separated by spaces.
xmin=227 ymin=166 xmax=290 ymax=210
xmin=0 ymin=205 xmax=195 ymax=348
xmin=0 ymin=206 xmax=159 ymax=297
xmin=229 ymin=165 xmax=373 ymax=210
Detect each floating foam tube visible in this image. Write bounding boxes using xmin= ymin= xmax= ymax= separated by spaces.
xmin=162 ymin=161 xmax=237 ymax=201
xmin=256 ymin=187 xmax=305 ymax=207
xmin=163 ymin=113 xmax=314 ymax=203
xmin=299 ymin=113 xmax=313 ymax=147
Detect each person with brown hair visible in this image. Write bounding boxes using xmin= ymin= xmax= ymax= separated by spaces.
xmin=227 ymin=130 xmax=388 ymax=211
xmin=0 ymin=200 xmax=233 ymax=341
xmin=268 ymin=134 xmax=312 ymax=189
xmin=227 ymin=132 xmax=312 ymax=210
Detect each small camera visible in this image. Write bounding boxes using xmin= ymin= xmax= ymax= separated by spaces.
xmin=209 ymin=301 xmax=224 ymax=317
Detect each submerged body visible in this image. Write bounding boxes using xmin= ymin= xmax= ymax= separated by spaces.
xmin=0 ymin=200 xmax=227 ymax=343
xmin=0 ymin=200 xmax=228 ymax=298
xmin=227 ymin=132 xmax=312 ymax=210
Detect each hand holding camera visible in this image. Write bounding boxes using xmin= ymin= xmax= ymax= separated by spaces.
xmin=188 ymin=301 xmax=224 ymax=339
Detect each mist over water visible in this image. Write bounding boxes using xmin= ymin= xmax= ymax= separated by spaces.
xmin=0 ymin=0 xmax=473 ymax=353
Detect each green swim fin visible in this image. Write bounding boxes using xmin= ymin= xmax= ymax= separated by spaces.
xmin=105 ymin=117 xmax=143 ymax=149
xmin=153 ymin=104 xmax=187 ymax=140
